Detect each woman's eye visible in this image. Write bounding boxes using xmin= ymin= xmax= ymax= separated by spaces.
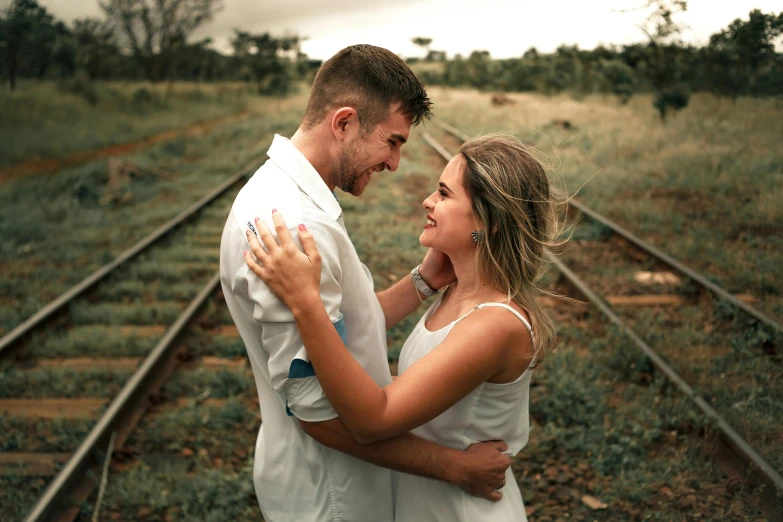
xmin=439 ymin=190 xmax=447 ymax=197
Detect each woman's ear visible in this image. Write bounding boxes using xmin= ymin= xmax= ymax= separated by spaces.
xmin=331 ymin=107 xmax=358 ymax=141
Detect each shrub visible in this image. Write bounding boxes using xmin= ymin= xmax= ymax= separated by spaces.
xmin=58 ymin=71 xmax=99 ymax=106
xmin=132 ymin=87 xmax=154 ymax=105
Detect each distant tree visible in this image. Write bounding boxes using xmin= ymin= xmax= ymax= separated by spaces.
xmin=411 ymin=36 xmax=432 ymax=59
xmin=638 ymin=0 xmax=691 ymax=122
xmin=600 ymin=58 xmax=636 ymax=103
xmin=72 ymin=18 xmax=118 ymax=79
xmin=705 ymin=9 xmax=783 ymax=100
xmin=721 ymin=9 xmax=783 ymax=71
xmin=464 ymin=50 xmax=502 ymax=90
xmin=100 ymin=0 xmax=223 ymax=83
xmin=47 ymin=22 xmax=77 ymax=77
xmin=425 ymin=50 xmax=446 ymax=62
xmin=523 ymin=47 xmax=540 ymax=60
xmin=1 ymin=0 xmax=60 ymax=89
xmin=506 ymin=56 xmax=542 ymax=91
xmin=230 ymin=31 xmax=301 ymax=95
xmin=542 ymin=49 xmax=577 ymax=95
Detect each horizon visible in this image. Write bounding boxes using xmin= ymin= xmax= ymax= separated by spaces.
xmin=4 ymin=0 xmax=781 ymax=60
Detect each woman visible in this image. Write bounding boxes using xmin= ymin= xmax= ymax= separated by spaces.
xmin=244 ymin=133 xmax=560 ymax=521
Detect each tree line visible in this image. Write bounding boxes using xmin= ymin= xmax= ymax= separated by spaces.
xmin=0 ymin=0 xmax=320 ymax=94
xmin=410 ymin=4 xmax=782 ymax=120
xmin=0 ymin=0 xmax=780 ymax=121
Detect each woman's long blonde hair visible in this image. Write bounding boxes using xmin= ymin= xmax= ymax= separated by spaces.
xmin=459 ymin=133 xmax=564 ymax=362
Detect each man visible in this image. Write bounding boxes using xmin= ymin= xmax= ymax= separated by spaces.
xmin=219 ymin=44 xmax=510 ymax=522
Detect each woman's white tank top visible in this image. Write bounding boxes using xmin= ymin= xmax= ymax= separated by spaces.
xmin=397 ymin=291 xmax=535 ymax=455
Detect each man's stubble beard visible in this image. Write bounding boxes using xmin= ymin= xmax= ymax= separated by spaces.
xmin=335 ymin=137 xmax=364 ymax=195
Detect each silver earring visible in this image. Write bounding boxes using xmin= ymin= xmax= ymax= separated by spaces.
xmin=471 ymin=230 xmax=484 ymax=243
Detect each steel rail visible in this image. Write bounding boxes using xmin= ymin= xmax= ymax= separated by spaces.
xmin=0 ymin=156 xmax=261 ymax=357
xmin=23 ymin=272 xmax=222 ymax=522
xmin=547 ymin=253 xmax=783 ymax=497
xmin=421 ymin=130 xmax=783 ymax=501
xmin=429 ymin=119 xmax=783 ymax=335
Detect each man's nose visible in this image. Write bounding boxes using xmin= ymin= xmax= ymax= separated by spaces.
xmin=385 ymin=148 xmax=401 ymax=172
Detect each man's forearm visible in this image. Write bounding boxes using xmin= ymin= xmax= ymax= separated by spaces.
xmin=301 ymin=417 xmax=462 ymax=484
xmin=376 ymin=276 xmax=429 ymax=330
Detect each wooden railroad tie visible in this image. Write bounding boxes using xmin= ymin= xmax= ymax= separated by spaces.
xmin=541 ymin=294 xmax=756 ymax=307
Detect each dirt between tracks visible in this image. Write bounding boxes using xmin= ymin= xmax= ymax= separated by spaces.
xmin=0 ymin=110 xmax=248 ymax=184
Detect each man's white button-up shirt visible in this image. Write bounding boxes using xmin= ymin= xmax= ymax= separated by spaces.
xmin=219 ymin=135 xmax=394 ymax=522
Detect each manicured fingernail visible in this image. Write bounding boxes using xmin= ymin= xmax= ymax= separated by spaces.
xmin=254 ymin=217 xmax=259 ymax=222
xmin=272 ymin=208 xmax=277 ymax=214
xmin=298 ymin=224 xmax=306 ymax=231
xmin=243 ymin=251 xmax=247 ymax=256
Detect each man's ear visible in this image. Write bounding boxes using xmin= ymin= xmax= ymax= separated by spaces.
xmin=331 ymin=107 xmax=358 ymax=141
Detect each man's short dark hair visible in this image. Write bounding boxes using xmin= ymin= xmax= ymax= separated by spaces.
xmin=302 ymin=44 xmax=432 ymax=133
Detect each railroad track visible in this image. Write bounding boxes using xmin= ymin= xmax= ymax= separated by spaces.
xmin=0 ymin=153 xmax=270 ymax=521
xmin=422 ymin=123 xmax=783 ymax=520
xmin=4 ymin=120 xmax=780 ymax=520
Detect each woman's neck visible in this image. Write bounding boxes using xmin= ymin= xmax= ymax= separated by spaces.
xmin=446 ymin=250 xmax=505 ymax=307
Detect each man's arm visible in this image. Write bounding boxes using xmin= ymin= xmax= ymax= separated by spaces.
xmin=300 ymin=417 xmax=510 ymax=502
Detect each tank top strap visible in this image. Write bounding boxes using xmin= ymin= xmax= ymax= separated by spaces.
xmin=451 ymin=306 xmax=480 ymax=326
xmin=474 ymin=303 xmax=535 ymax=343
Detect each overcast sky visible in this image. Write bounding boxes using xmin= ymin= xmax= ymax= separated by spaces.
xmin=8 ymin=0 xmax=782 ymax=59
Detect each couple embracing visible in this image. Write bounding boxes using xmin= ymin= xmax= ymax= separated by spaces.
xmin=219 ymin=44 xmax=557 ymax=522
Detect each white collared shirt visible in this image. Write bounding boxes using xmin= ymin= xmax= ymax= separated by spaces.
xmin=219 ymin=135 xmax=394 ymax=522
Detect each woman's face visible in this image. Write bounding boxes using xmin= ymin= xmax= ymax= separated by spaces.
xmin=420 ymin=154 xmax=479 ymax=256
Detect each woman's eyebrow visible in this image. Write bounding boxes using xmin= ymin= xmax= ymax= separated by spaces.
xmin=439 ymin=182 xmax=453 ymax=193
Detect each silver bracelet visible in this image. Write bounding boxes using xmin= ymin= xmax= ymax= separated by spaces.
xmin=411 ymin=264 xmax=439 ymax=300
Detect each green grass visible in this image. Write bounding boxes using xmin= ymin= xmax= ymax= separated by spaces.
xmin=0 ymin=367 xmax=131 ymax=398
xmin=0 ymin=476 xmax=51 ymax=522
xmin=28 ymin=325 xmax=159 ymax=358
xmin=0 ymin=415 xmax=93 ymax=452
xmin=96 ymin=464 xmax=259 ymax=522
xmin=164 ymin=369 xmax=254 ymax=399
xmin=427 ymin=88 xmax=783 ymax=322
xmin=0 ymin=81 xmax=251 ymax=168
xmin=554 ymin=227 xmax=782 ymax=476
xmin=520 ymin=315 xmax=768 ymax=520
xmin=0 ymin=91 xmax=306 ymax=334
xmin=68 ymin=301 xmax=184 ymax=326
xmin=188 ymin=333 xmax=247 ymax=359
xmin=129 ymin=398 xmax=258 ymax=459
xmin=93 ymin=280 xmax=208 ymax=302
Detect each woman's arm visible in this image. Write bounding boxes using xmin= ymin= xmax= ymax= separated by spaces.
xmin=376 ymin=249 xmax=455 ymax=330
xmin=290 ymin=300 xmax=526 ymax=443
xmin=245 ymin=212 xmax=530 ymax=443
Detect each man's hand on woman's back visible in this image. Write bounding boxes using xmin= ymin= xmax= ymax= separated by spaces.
xmin=456 ymin=440 xmax=512 ymax=502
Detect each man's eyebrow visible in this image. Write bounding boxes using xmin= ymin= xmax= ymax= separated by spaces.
xmin=390 ymin=133 xmax=407 ymax=144
xmin=439 ymin=182 xmax=452 ymax=193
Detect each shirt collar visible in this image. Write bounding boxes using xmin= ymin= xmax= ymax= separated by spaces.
xmin=267 ymin=134 xmax=342 ymax=221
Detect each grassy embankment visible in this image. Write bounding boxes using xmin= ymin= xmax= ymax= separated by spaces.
xmin=0 ymin=90 xmax=308 ymax=335
xmin=424 ymin=88 xmax=782 ymax=488
xmin=0 ymin=81 xmax=259 ymax=170
xmin=426 ymin=87 xmax=782 ymax=323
